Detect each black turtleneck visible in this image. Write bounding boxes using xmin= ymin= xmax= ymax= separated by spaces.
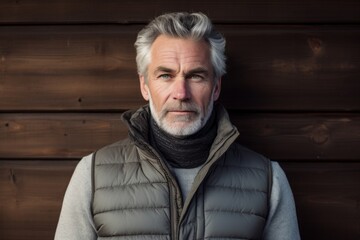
xmin=150 ymin=111 xmax=217 ymax=168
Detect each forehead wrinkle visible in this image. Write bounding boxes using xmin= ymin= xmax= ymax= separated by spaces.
xmin=154 ymin=45 xmax=207 ymax=64
xmin=153 ymin=49 xmax=179 ymax=64
xmin=150 ymin=36 xmax=212 ymax=76
xmin=153 ymin=66 xmax=175 ymax=76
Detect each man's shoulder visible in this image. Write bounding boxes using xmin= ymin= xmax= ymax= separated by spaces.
xmin=229 ymin=142 xmax=269 ymax=160
xmin=226 ymin=142 xmax=271 ymax=168
xmin=98 ymin=138 xmax=133 ymax=151
xmin=94 ymin=137 xmax=137 ymax=164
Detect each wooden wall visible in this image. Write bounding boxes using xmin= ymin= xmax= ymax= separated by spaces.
xmin=0 ymin=1 xmax=359 ymax=239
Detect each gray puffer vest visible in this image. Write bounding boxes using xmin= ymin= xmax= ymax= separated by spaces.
xmin=92 ymin=105 xmax=272 ymax=240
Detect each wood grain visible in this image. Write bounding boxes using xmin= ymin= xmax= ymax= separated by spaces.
xmin=0 ymin=1 xmax=359 ymax=239
xmin=0 ymin=25 xmax=144 ymax=111
xmin=0 ymin=160 xmax=77 ymax=240
xmin=0 ymin=0 xmax=359 ymax=24
xmin=1 ymin=112 xmax=359 ymax=160
xmin=281 ymin=162 xmax=360 ymax=240
xmin=0 ymin=25 xmax=359 ymax=111
xmin=0 ymin=113 xmax=126 ymax=159
xmin=231 ymin=112 xmax=360 ymax=161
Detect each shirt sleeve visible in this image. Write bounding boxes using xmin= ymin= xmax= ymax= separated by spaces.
xmin=54 ymin=154 xmax=97 ymax=240
xmin=262 ymin=161 xmax=301 ymax=240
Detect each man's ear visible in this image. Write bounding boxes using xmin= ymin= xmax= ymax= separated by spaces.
xmin=213 ymin=78 xmax=222 ymax=101
xmin=139 ymin=75 xmax=149 ymax=101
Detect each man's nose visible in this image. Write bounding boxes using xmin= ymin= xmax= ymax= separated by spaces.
xmin=172 ymin=78 xmax=190 ymax=100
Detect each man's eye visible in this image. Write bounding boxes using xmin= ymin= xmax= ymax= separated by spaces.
xmin=158 ymin=74 xmax=171 ymax=80
xmin=189 ymin=75 xmax=204 ymax=81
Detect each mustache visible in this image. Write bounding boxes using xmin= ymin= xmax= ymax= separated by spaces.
xmin=163 ymin=101 xmax=199 ymax=112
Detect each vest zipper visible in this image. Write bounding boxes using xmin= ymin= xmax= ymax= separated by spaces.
xmin=169 ymin=182 xmax=179 ymax=240
xmin=137 ymin=141 xmax=181 ymax=240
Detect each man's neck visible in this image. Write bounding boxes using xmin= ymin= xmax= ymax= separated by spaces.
xmin=149 ymin=110 xmax=217 ymax=168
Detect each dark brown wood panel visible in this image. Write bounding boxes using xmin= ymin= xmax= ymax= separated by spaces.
xmin=0 ymin=160 xmax=78 ymax=240
xmin=0 ymin=113 xmax=126 ymax=159
xmin=281 ymin=162 xmax=360 ymax=240
xmin=0 ymin=25 xmax=145 ymax=111
xmin=0 ymin=1 xmax=358 ymax=240
xmin=231 ymin=112 xmax=360 ymax=161
xmin=0 ymin=25 xmax=359 ymax=111
xmin=1 ymin=113 xmax=359 ymax=160
xmin=0 ymin=0 xmax=359 ymax=24
xmin=222 ymin=26 xmax=360 ymax=111
xmin=1 ymin=160 xmax=359 ymax=240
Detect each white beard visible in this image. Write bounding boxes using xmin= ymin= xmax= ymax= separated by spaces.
xmin=148 ymin=91 xmax=215 ymax=137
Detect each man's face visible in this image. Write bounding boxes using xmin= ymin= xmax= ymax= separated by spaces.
xmin=139 ymin=35 xmax=221 ymax=136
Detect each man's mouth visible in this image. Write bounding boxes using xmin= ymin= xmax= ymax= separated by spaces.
xmin=168 ymin=109 xmax=195 ymax=114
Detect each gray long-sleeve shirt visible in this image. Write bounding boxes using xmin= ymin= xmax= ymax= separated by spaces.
xmin=55 ymin=154 xmax=300 ymax=240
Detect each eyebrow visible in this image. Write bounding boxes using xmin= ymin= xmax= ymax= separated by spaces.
xmin=153 ymin=66 xmax=210 ymax=76
xmin=154 ymin=66 xmax=174 ymax=75
xmin=185 ymin=67 xmax=210 ymax=76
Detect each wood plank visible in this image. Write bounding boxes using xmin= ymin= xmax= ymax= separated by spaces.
xmin=0 ymin=160 xmax=78 ymax=240
xmin=1 ymin=113 xmax=360 ymax=160
xmin=0 ymin=160 xmax=359 ymax=240
xmin=221 ymin=26 xmax=360 ymax=111
xmin=0 ymin=25 xmax=145 ymax=111
xmin=281 ymin=162 xmax=360 ymax=240
xmin=0 ymin=25 xmax=359 ymax=111
xmin=0 ymin=0 xmax=359 ymax=24
xmin=230 ymin=112 xmax=360 ymax=161
xmin=0 ymin=113 xmax=126 ymax=159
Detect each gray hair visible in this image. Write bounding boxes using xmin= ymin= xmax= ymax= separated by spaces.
xmin=134 ymin=12 xmax=226 ymax=80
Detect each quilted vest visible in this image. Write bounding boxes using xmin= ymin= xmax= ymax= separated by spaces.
xmin=91 ymin=105 xmax=272 ymax=240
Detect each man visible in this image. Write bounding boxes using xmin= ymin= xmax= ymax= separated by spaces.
xmin=55 ymin=12 xmax=300 ymax=240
